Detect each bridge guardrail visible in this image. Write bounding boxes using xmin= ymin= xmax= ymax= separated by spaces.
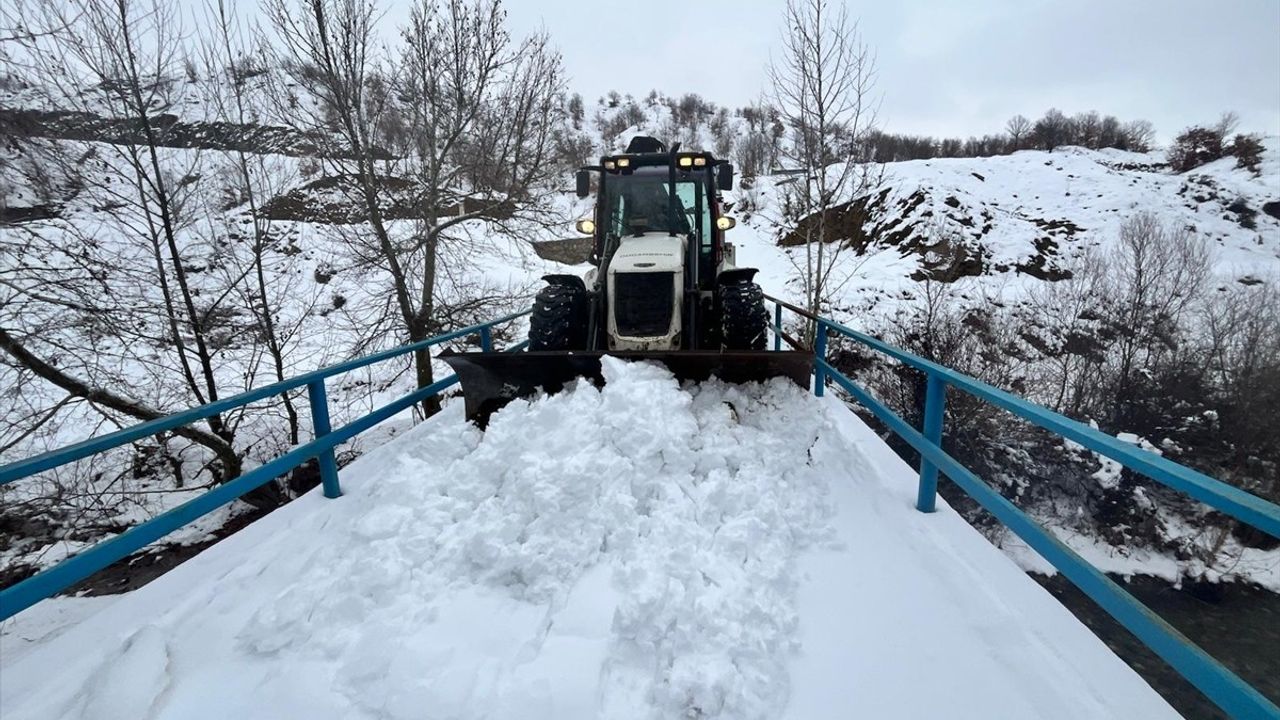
xmin=766 ymin=293 xmax=1280 ymax=720
xmin=0 ymin=311 xmax=529 ymax=621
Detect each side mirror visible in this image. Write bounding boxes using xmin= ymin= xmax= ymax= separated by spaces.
xmin=575 ymin=218 xmax=596 ymax=234
xmin=717 ymin=163 xmax=734 ymax=192
xmin=715 ymin=216 xmax=736 ymax=231
xmin=575 ymin=170 xmax=591 ymax=198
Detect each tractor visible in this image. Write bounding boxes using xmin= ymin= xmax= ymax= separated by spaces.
xmin=442 ymin=136 xmax=812 ymax=425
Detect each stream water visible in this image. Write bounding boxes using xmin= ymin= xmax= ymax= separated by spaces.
xmin=1031 ymin=574 xmax=1280 ymax=719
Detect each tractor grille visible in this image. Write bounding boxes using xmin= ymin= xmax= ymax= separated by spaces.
xmin=614 ymin=272 xmax=675 ymax=337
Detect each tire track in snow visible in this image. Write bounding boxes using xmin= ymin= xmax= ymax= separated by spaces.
xmin=232 ymin=358 xmax=834 ymax=719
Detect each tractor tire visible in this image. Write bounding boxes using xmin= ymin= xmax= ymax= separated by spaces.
xmin=528 ymin=281 xmax=588 ymax=351
xmin=720 ymin=281 xmax=769 ymax=351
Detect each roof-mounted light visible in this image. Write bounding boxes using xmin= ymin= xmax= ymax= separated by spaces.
xmin=677 ymin=156 xmax=693 ymax=168
xmin=604 ymin=160 xmax=616 ymax=170
xmin=616 ymin=157 xmax=631 ymax=168
xmin=693 ymin=157 xmax=707 ymax=167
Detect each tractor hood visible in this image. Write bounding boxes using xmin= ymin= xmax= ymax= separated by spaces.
xmin=608 ymin=233 xmax=685 ymax=275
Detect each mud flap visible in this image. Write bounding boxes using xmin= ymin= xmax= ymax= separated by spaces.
xmin=439 ymin=350 xmax=814 ymax=427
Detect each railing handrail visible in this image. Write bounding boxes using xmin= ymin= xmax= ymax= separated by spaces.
xmin=0 ymin=313 xmax=529 ymax=621
xmin=0 ymin=310 xmax=530 ymax=486
xmin=766 ymin=293 xmax=1280 ymax=719
xmin=762 ymin=294 xmax=1280 ymax=539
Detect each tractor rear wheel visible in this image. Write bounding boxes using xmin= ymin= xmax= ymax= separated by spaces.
xmin=529 ymin=280 xmax=587 ymax=351
xmin=720 ymin=281 xmax=768 ymax=350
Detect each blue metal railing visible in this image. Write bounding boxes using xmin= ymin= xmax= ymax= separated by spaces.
xmin=0 ymin=311 xmax=529 ymax=621
xmin=766 ymin=294 xmax=1280 ymax=720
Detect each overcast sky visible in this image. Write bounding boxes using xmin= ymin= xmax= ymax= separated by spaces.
xmin=492 ymin=0 xmax=1280 ymax=142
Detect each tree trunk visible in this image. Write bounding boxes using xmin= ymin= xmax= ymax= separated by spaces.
xmin=114 ymin=0 xmax=230 ymax=443
xmin=0 ymin=327 xmax=285 ymax=511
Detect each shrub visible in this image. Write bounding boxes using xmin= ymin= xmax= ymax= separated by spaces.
xmin=1167 ymin=126 xmax=1224 ymax=172
xmin=1229 ymin=134 xmax=1264 ymax=174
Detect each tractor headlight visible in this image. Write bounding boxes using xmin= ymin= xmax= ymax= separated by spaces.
xmin=716 ymin=216 xmax=736 ymax=230
xmin=677 ymin=156 xmax=693 ymax=168
xmin=616 ymin=157 xmax=631 ymax=168
xmin=693 ymin=157 xmax=707 ymax=167
xmin=604 ymin=160 xmax=616 ymax=170
xmin=576 ymin=218 xmax=596 ymax=234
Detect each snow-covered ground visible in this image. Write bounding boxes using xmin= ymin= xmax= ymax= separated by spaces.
xmin=1001 ymin=519 xmax=1280 ymax=593
xmin=0 ymin=595 xmax=117 ymax=666
xmin=0 ymin=359 xmax=1177 ymax=719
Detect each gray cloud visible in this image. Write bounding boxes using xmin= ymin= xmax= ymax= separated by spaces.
xmin=504 ymin=0 xmax=1280 ymax=142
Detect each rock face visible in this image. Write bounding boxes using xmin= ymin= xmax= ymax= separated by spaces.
xmin=256 ymin=175 xmax=517 ymax=224
xmin=531 ymin=236 xmax=594 ymax=265
xmin=0 ymin=107 xmax=357 ymax=159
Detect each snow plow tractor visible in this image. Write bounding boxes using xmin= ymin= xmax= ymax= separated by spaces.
xmin=442 ymin=136 xmax=813 ymax=425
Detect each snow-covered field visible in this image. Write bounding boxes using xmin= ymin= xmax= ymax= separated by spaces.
xmin=0 ymin=359 xmax=1178 ymax=719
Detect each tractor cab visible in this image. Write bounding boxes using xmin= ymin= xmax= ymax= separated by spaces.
xmin=439 ymin=135 xmax=811 ymax=427
xmin=577 ymin=137 xmax=736 ymax=297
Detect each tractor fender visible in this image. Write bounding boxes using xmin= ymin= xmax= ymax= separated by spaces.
xmin=542 ymin=274 xmax=587 ymax=292
xmin=716 ymin=267 xmax=759 ymax=286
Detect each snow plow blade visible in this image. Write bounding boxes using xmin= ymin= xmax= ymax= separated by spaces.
xmin=439 ymin=350 xmax=814 ymax=427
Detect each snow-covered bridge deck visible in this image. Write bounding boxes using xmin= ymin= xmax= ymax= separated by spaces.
xmin=0 ymin=359 xmax=1177 ymax=719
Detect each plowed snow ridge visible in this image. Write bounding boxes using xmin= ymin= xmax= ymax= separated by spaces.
xmin=0 ymin=358 xmax=1179 ymax=719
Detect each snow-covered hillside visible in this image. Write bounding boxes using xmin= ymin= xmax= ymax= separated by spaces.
xmin=732 ymin=142 xmax=1280 ymax=327
xmin=0 ymin=360 xmax=1179 ymax=720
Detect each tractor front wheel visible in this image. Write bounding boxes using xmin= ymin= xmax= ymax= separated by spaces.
xmin=529 ymin=280 xmax=588 ymax=351
xmin=720 ymin=281 xmax=768 ymax=350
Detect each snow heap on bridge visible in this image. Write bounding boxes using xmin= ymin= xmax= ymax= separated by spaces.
xmin=1 ymin=358 xmax=1178 ymax=719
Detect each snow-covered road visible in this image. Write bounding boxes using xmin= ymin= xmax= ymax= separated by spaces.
xmin=0 ymin=359 xmax=1178 ymax=719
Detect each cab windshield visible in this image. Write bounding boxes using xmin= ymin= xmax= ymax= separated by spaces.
xmin=603 ymin=175 xmax=709 ymax=239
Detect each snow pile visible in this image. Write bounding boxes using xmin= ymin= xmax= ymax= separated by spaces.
xmin=236 ymin=357 xmax=837 ymax=718
xmin=2 ymin=358 xmax=837 ymax=719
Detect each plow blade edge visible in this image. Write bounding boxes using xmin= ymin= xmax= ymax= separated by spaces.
xmin=439 ymin=350 xmax=814 ymax=427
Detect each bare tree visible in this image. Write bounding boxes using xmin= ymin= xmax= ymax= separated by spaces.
xmin=1073 ymin=110 xmax=1101 ymax=149
xmin=1214 ymin=111 xmax=1240 ymax=141
xmin=768 ymin=0 xmax=881 ymax=341
xmin=1106 ymin=214 xmax=1210 ymax=425
xmin=1024 ymin=248 xmax=1111 ymax=416
xmin=1032 ymin=108 xmax=1071 ymax=152
xmin=1005 ymin=114 xmax=1031 ymax=150
xmin=2 ymin=0 xmax=259 ymax=484
xmin=1123 ymin=119 xmax=1155 ymax=152
xmin=394 ymin=0 xmax=565 ymax=339
xmin=0 ymin=328 xmax=242 ymax=479
xmin=0 ymin=1 xmax=78 ymax=64
xmin=198 ymin=0 xmax=305 ymax=447
xmin=735 ymin=101 xmax=781 ymax=177
xmin=265 ymin=0 xmax=564 ymax=415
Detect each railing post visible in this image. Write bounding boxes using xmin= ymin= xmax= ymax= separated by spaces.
xmin=307 ymin=380 xmax=342 ymax=499
xmin=813 ymin=321 xmax=827 ymax=397
xmin=479 ymin=325 xmax=493 ymax=352
xmin=773 ymin=302 xmax=783 ymax=351
xmin=917 ymin=373 xmax=946 ymax=513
